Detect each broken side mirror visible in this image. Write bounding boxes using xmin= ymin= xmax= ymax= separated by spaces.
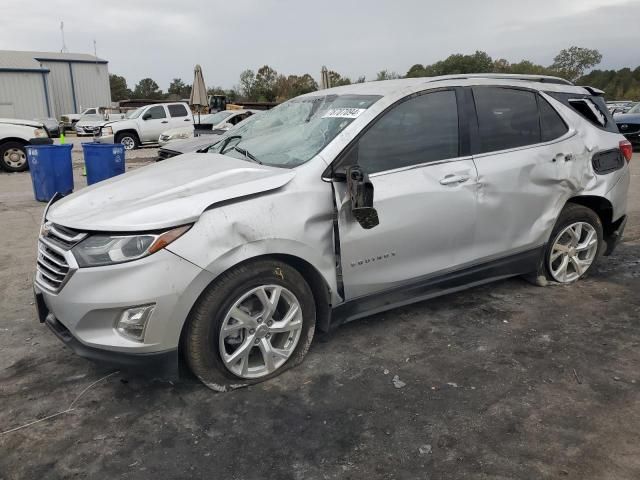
xmin=346 ymin=165 xmax=379 ymax=229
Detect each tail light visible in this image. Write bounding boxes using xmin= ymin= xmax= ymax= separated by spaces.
xmin=620 ymin=140 xmax=633 ymax=163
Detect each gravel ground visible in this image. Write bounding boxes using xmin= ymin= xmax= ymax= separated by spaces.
xmin=0 ymin=155 xmax=638 ymax=479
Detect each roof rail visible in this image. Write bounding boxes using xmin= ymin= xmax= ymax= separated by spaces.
xmin=427 ymin=73 xmax=574 ymax=86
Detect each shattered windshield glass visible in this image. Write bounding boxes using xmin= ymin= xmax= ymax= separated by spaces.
xmin=208 ymin=94 xmax=381 ymax=168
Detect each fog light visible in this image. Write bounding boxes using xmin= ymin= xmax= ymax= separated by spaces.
xmin=116 ymin=304 xmax=155 ymax=341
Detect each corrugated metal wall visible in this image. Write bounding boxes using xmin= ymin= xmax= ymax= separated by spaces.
xmin=0 ymin=59 xmax=111 ymax=120
xmin=71 ymin=62 xmax=111 ymax=112
xmin=0 ymin=71 xmax=49 ymax=119
xmin=40 ymin=61 xmax=75 ymax=118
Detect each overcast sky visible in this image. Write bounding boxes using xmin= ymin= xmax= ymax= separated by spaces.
xmin=2 ymin=0 xmax=639 ymax=91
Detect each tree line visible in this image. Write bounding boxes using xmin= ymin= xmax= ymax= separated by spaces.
xmin=109 ymin=46 xmax=640 ymax=104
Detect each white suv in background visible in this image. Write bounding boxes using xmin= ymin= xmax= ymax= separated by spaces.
xmin=95 ymin=103 xmax=194 ymax=150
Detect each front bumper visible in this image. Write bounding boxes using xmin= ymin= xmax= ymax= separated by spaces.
xmin=34 ymin=247 xmax=215 ymax=372
xmin=93 ymin=134 xmax=115 ymax=144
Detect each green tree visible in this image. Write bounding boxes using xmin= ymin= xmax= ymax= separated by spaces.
xmin=133 ymin=78 xmax=163 ymax=99
xmin=406 ymin=64 xmax=427 ymax=78
xmin=551 ymin=46 xmax=602 ymax=82
xmin=109 ymin=74 xmax=130 ymax=101
xmin=239 ymin=69 xmax=257 ymax=100
xmin=328 ymin=70 xmax=351 ymax=87
xmin=168 ymin=78 xmax=191 ymax=98
xmin=376 ymin=70 xmax=401 ymax=81
xmin=254 ymin=65 xmax=279 ymax=101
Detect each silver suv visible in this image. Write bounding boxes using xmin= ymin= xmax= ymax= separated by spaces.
xmin=34 ymin=75 xmax=631 ymax=391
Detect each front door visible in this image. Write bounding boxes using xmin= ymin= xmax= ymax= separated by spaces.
xmin=335 ymin=89 xmax=479 ymax=300
xmin=141 ymin=105 xmax=169 ymax=142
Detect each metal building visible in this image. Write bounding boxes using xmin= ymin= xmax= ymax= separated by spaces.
xmin=0 ymin=50 xmax=111 ymax=120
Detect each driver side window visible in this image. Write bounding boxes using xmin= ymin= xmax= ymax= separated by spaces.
xmin=146 ymin=106 xmax=166 ymax=119
xmin=356 ymin=90 xmax=459 ymax=174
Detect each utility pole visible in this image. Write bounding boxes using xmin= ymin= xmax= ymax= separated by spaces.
xmin=60 ymin=21 xmax=68 ymax=53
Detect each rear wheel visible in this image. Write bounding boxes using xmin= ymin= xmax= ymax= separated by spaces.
xmin=544 ymin=204 xmax=603 ymax=284
xmin=184 ymin=260 xmax=316 ymax=391
xmin=0 ymin=141 xmax=28 ymax=172
xmin=115 ymin=132 xmax=138 ymax=150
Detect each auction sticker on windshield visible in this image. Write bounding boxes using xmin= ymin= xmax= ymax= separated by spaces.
xmin=322 ymin=108 xmax=367 ymax=119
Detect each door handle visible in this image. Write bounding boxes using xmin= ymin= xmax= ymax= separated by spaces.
xmin=184 ymin=119 xmax=192 ymax=121
xmin=161 ymin=120 xmax=169 ymax=124
xmin=439 ymin=174 xmax=470 ymax=185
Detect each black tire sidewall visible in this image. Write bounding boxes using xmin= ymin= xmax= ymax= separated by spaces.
xmin=185 ymin=260 xmax=316 ymax=390
xmin=0 ymin=141 xmax=28 ymax=172
xmin=544 ymin=204 xmax=604 ymax=283
xmin=115 ymin=132 xmax=138 ymax=150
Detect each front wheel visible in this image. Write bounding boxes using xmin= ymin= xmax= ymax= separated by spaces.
xmin=0 ymin=141 xmax=28 ymax=172
xmin=184 ymin=260 xmax=316 ymax=391
xmin=115 ymin=132 xmax=139 ymax=150
xmin=544 ymin=204 xmax=603 ymax=284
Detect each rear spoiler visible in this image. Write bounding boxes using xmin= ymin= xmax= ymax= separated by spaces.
xmin=581 ymin=86 xmax=605 ymax=96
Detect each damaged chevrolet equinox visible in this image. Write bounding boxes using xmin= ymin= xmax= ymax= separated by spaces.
xmin=34 ymin=75 xmax=631 ymax=391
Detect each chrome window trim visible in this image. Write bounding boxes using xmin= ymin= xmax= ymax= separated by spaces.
xmin=471 ymin=128 xmax=577 ymax=160
xmin=369 ymin=155 xmax=474 ymax=178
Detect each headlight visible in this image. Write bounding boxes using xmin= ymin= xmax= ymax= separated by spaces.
xmin=33 ymin=128 xmax=48 ymax=138
xmin=101 ymin=126 xmax=113 ymax=136
xmin=72 ymin=225 xmax=190 ymax=267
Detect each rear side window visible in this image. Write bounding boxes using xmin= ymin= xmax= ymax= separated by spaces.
xmin=545 ymin=92 xmax=618 ymax=133
xmin=538 ymin=96 xmax=568 ymax=141
xmin=357 ymin=90 xmax=459 ymax=174
xmin=473 ymin=87 xmax=540 ymax=153
xmin=146 ymin=105 xmax=166 ymax=119
xmin=168 ymin=104 xmax=189 ymax=118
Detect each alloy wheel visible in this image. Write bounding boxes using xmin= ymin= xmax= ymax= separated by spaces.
xmin=219 ymin=285 xmax=303 ymax=379
xmin=3 ymin=147 xmax=26 ymax=169
xmin=549 ymin=222 xmax=598 ymax=283
xmin=120 ymin=137 xmax=135 ymax=150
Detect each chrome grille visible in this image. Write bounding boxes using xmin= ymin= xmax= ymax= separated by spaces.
xmin=36 ymin=223 xmax=86 ymax=293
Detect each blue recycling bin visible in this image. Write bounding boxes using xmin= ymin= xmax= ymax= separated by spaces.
xmin=26 ymin=144 xmax=74 ymax=202
xmin=82 ymin=143 xmax=126 ymax=185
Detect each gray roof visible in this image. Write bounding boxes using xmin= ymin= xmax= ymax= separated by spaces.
xmin=0 ymin=50 xmax=107 ymax=71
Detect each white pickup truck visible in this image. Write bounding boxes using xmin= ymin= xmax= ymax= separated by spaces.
xmin=60 ymin=107 xmax=101 ymax=130
xmin=0 ymin=118 xmax=49 ymax=172
xmin=94 ymin=102 xmax=193 ymax=150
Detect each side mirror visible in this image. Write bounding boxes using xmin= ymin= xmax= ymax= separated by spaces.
xmin=346 ymin=166 xmax=379 ymax=229
xmin=142 ymin=113 xmax=152 ymax=120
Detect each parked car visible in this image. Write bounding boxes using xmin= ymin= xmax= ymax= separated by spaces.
xmin=0 ymin=118 xmax=49 ymax=172
xmin=157 ymin=110 xmax=258 ymax=146
xmin=35 ymin=118 xmax=61 ymax=138
xmin=157 ymin=112 xmax=263 ymax=159
xmin=35 ymin=75 xmax=631 ymax=390
xmin=94 ymin=103 xmax=193 ymax=150
xmin=614 ymin=102 xmax=640 ymax=148
xmin=60 ymin=107 xmax=101 ymax=130
xmin=74 ymin=114 xmax=107 ymax=136
xmin=157 ymin=135 xmax=223 ymax=161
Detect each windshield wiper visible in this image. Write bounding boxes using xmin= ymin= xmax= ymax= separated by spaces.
xmin=233 ymin=146 xmax=262 ymax=164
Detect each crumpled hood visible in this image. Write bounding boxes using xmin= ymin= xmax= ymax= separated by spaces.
xmin=47 ymin=153 xmax=296 ymax=231
xmin=0 ymin=118 xmax=43 ymax=128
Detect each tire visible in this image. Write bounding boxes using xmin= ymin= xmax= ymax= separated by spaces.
xmin=184 ymin=259 xmax=316 ymax=391
xmin=115 ymin=132 xmax=139 ymax=150
xmin=543 ymin=204 xmax=604 ymax=284
xmin=0 ymin=141 xmax=28 ymax=172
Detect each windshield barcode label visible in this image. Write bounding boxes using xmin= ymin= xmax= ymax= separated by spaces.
xmin=322 ymin=108 xmax=367 ymax=119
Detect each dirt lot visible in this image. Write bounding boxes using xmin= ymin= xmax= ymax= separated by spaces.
xmin=0 ymin=154 xmax=639 ymax=480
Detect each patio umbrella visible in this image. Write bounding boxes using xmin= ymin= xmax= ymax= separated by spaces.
xmin=190 ymin=64 xmax=208 ymax=124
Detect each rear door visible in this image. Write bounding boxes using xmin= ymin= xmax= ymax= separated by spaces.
xmin=336 ymin=88 xmax=479 ymax=299
xmin=140 ymin=105 xmax=170 ymax=142
xmin=470 ymin=86 xmax=578 ymax=260
xmin=168 ymin=103 xmax=193 ymax=129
